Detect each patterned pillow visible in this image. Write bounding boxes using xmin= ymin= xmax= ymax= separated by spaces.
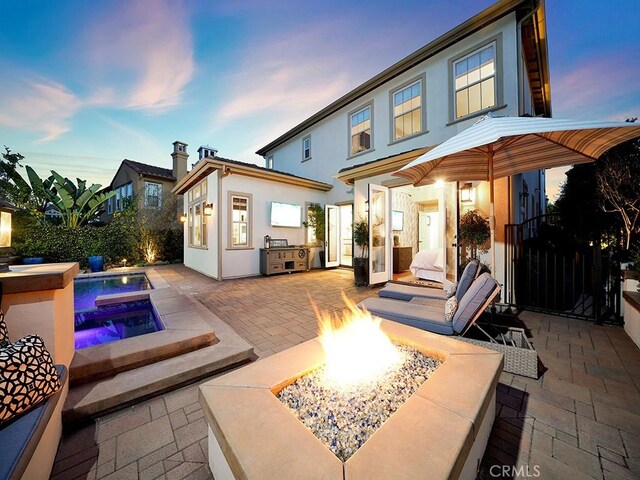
xmin=0 ymin=334 xmax=61 ymax=424
xmin=0 ymin=310 xmax=8 ymax=348
xmin=444 ymin=296 xmax=458 ymax=322
xmin=445 ymin=282 xmax=458 ymax=299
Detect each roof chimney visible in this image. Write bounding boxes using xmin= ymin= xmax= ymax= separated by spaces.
xmin=172 ymin=141 xmax=188 ymax=182
xmin=197 ymin=145 xmax=218 ymax=162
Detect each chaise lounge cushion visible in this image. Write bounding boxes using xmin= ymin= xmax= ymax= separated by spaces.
xmin=360 ymin=298 xmax=455 ymax=335
xmin=378 ymin=282 xmax=449 ymax=302
xmin=452 ymin=273 xmax=499 ymax=334
xmin=0 ymin=365 xmax=67 ymax=480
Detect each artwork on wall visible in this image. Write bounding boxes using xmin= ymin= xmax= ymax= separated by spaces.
xmin=392 ymin=210 xmax=404 ymax=231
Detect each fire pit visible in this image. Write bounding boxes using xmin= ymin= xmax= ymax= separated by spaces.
xmin=199 ymin=299 xmax=503 ymax=480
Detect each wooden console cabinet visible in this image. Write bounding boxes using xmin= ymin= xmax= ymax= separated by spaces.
xmin=393 ymin=246 xmax=412 ymax=274
xmin=260 ymin=247 xmax=310 ymax=276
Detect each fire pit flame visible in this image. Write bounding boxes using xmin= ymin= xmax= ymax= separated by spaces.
xmin=311 ymin=292 xmax=402 ymax=389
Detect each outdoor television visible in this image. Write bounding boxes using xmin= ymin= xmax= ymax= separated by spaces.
xmin=270 ymin=202 xmax=302 ymax=228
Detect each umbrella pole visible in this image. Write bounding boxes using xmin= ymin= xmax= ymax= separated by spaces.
xmin=488 ymin=148 xmax=497 ymax=319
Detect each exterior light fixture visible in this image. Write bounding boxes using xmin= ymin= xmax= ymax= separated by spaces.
xmin=461 ymin=182 xmax=475 ymax=204
xmin=204 ymin=203 xmax=214 ymax=216
xmin=180 ymin=213 xmax=188 ymax=222
xmin=0 ymin=201 xmax=16 ymax=248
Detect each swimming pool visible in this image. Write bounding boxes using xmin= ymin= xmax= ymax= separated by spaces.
xmin=73 ymin=274 xmax=163 ymax=349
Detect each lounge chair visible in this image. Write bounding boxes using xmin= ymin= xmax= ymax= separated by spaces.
xmin=378 ymin=259 xmax=480 ymax=303
xmin=359 ymin=273 xmax=500 ymax=336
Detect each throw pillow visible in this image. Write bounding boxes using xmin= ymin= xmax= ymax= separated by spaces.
xmin=0 ymin=310 xmax=8 ymax=348
xmin=0 ymin=334 xmax=61 ymax=424
xmin=445 ymin=282 xmax=458 ymax=299
xmin=444 ymin=296 xmax=458 ymax=322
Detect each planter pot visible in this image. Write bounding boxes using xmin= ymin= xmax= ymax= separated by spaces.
xmin=319 ymin=250 xmax=326 ymax=268
xmin=88 ymin=255 xmax=105 ymax=273
xmin=23 ymin=257 xmax=45 ymax=264
xmin=353 ymin=257 xmax=369 ymax=286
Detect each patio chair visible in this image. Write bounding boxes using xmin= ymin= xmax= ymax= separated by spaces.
xmin=378 ymin=259 xmax=480 ymax=303
xmin=359 ymin=273 xmax=500 ymax=336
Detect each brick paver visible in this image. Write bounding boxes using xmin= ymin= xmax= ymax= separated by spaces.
xmin=52 ymin=265 xmax=640 ymax=479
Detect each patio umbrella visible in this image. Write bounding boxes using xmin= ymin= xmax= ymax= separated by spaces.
xmin=394 ymin=115 xmax=640 ymax=274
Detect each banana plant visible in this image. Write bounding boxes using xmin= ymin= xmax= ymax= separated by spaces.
xmin=23 ymin=166 xmax=116 ymax=227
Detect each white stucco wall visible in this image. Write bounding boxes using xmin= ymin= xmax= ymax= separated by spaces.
xmin=265 ymin=13 xmax=519 ymax=187
xmin=220 ymin=174 xmax=328 ymax=279
xmin=183 ymin=171 xmax=219 ymax=279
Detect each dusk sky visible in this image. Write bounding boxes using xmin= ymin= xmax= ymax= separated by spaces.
xmin=0 ymin=0 xmax=638 ymax=201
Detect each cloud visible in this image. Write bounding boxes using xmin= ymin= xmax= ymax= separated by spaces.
xmin=0 ymin=78 xmax=82 ymax=142
xmin=84 ymin=0 xmax=195 ymax=113
xmin=552 ymin=53 xmax=639 ymax=119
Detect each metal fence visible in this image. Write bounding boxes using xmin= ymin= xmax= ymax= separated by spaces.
xmin=504 ymin=214 xmax=622 ymax=324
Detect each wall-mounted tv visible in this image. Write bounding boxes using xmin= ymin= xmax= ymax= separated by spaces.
xmin=270 ymin=202 xmax=302 ymax=228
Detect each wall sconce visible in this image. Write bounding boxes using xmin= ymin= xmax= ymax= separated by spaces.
xmin=204 ymin=203 xmax=214 ymax=216
xmin=460 ymin=182 xmax=475 ymax=204
xmin=0 ymin=202 xmax=16 ymax=248
xmin=180 ymin=213 xmax=187 ymax=223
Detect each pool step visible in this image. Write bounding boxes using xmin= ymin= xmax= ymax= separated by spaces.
xmin=63 ymin=340 xmax=253 ymax=422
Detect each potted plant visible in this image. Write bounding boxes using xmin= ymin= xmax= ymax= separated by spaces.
xmin=303 ymin=203 xmax=326 ymax=267
xmin=353 ymin=216 xmax=369 ymax=286
xmin=14 ymin=235 xmax=46 ymax=264
xmin=459 ymin=209 xmax=490 ymax=274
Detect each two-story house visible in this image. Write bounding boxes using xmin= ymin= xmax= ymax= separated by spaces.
xmin=175 ymin=0 xmax=550 ymax=287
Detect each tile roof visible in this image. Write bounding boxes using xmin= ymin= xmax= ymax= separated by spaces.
xmin=122 ymin=159 xmax=175 ymax=181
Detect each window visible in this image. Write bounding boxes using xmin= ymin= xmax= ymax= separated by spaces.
xmin=349 ymin=104 xmax=372 ymax=156
xmin=302 ymin=136 xmax=311 ymax=161
xmin=228 ymin=192 xmax=252 ymax=248
xmin=107 ymin=196 xmax=113 ymax=214
xmin=305 ymin=202 xmax=319 ymax=246
xmin=187 ymin=179 xmax=208 ymax=248
xmin=266 ymin=156 xmax=274 ymax=170
xmin=392 ymin=80 xmax=423 ymax=140
xmin=453 ymin=42 xmax=496 ymax=119
xmin=144 ymin=181 xmax=162 ymax=209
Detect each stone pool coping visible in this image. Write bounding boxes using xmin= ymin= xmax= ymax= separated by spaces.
xmin=199 ymin=319 xmax=503 ymax=480
xmin=70 ymin=268 xmax=216 ymax=385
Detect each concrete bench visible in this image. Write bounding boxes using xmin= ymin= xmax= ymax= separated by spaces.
xmin=0 ymin=365 xmax=68 ymax=480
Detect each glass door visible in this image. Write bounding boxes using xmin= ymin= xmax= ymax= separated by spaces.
xmin=339 ymin=204 xmax=353 ymax=267
xmin=368 ymin=184 xmax=390 ymax=285
xmin=325 ymin=204 xmax=339 ymax=268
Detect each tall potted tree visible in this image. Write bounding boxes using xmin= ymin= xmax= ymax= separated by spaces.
xmin=303 ymin=203 xmax=326 ymax=267
xmin=459 ymin=209 xmax=490 ymax=272
xmin=353 ymin=216 xmax=369 ymax=286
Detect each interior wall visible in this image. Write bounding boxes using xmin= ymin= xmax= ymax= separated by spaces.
xmin=391 ymin=189 xmax=418 ymax=253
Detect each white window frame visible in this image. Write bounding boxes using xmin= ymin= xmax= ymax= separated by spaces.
xmin=228 ymin=191 xmax=253 ymax=249
xmin=187 ymin=179 xmax=208 ymax=248
xmin=144 ymin=181 xmax=163 ymax=209
xmin=266 ymin=156 xmax=274 ymax=170
xmin=302 ymin=135 xmax=312 ymax=162
xmin=449 ymin=35 xmax=503 ymax=123
xmin=389 ymin=75 xmax=427 ymax=143
xmin=348 ymin=101 xmax=373 ymax=158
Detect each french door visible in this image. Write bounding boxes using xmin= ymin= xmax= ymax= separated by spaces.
xmin=325 ymin=204 xmax=339 ymax=268
xmin=368 ymin=184 xmax=391 ymax=285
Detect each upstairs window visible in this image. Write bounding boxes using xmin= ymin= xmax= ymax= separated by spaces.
xmin=350 ymin=105 xmax=372 ymax=156
xmin=454 ymin=42 xmax=496 ymax=119
xmin=302 ymin=136 xmax=311 ymax=161
xmin=392 ymin=80 xmax=423 ymax=140
xmin=144 ymin=181 xmax=162 ymax=209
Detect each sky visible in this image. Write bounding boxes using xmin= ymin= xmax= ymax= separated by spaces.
xmin=0 ymin=0 xmax=638 ymax=202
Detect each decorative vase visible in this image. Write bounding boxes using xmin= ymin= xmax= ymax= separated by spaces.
xmin=23 ymin=257 xmax=45 ymax=264
xmin=88 ymin=255 xmax=104 ymax=273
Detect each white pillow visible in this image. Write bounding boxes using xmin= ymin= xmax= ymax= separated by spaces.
xmin=444 ymin=296 xmax=458 ymax=322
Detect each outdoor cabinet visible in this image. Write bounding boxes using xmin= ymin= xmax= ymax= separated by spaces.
xmin=393 ymin=246 xmax=413 ymax=273
xmin=260 ymin=247 xmax=310 ymax=276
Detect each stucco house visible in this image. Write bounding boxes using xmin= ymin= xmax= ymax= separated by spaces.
xmin=175 ymin=0 xmax=551 ymax=288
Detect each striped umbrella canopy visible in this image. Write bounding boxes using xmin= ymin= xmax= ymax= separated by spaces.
xmin=394 ymin=115 xmax=640 ymax=274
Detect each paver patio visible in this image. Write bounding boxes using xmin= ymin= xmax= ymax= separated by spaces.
xmin=52 ymin=265 xmax=640 ymax=479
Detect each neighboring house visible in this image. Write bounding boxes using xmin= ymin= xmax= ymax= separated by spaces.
xmin=102 ymin=141 xmax=190 ymax=221
xmin=254 ymin=0 xmax=550 ymax=288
